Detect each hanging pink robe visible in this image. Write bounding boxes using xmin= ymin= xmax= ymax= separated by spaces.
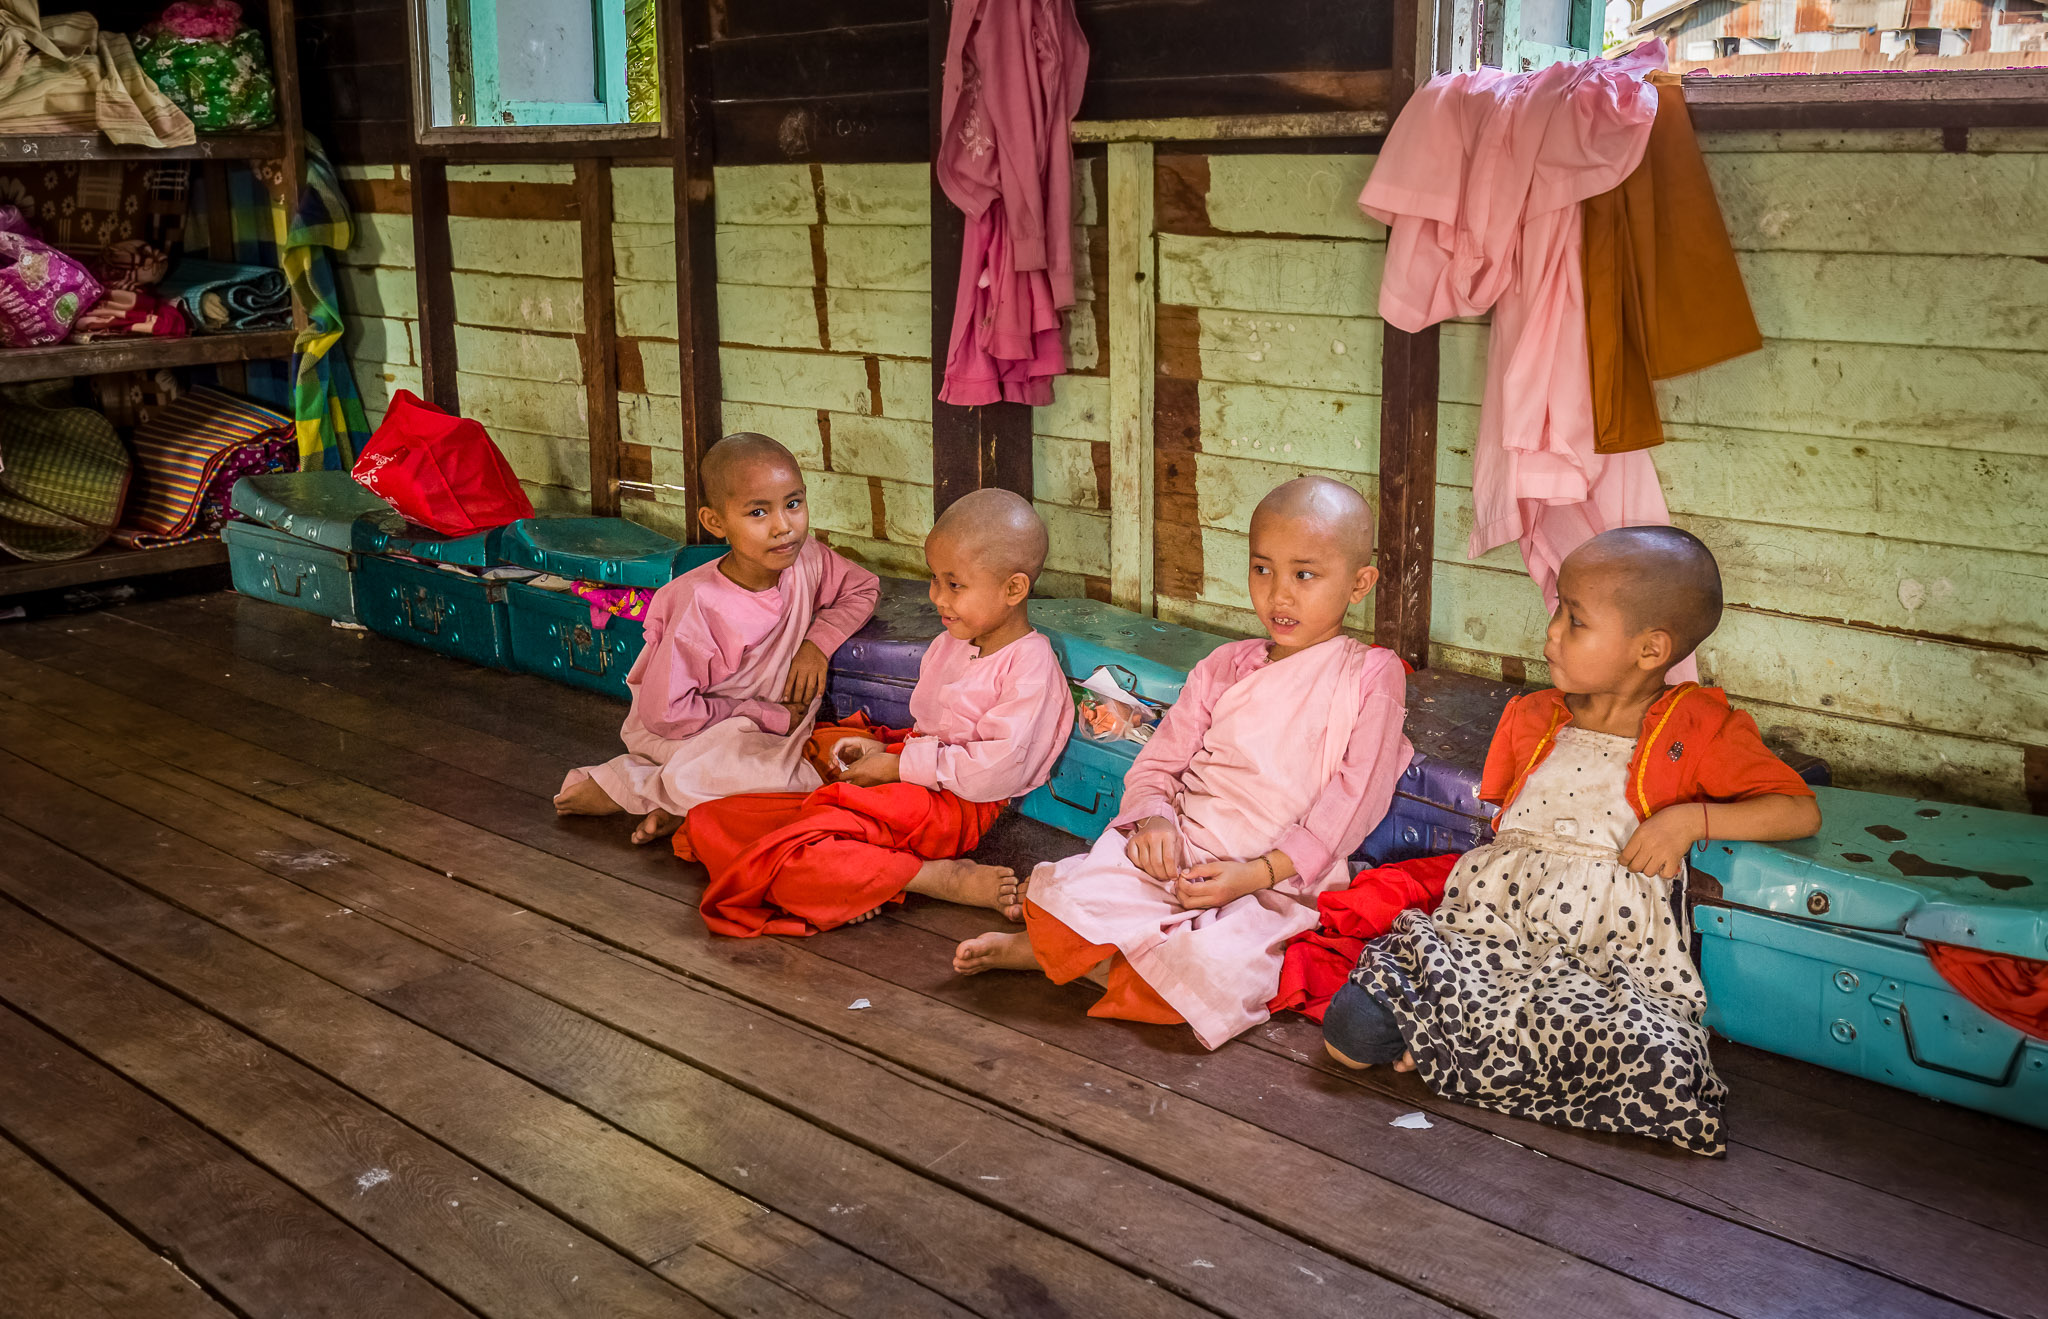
xmin=936 ymin=0 xmax=1088 ymax=406
xmin=559 ymin=539 xmax=879 ymax=817
xmin=1026 ymin=638 xmax=1412 ymax=1050
xmin=1362 ymin=44 xmax=1695 ymax=676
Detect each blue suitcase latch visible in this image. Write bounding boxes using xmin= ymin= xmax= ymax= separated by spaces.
xmin=555 ymin=620 xmax=612 ymax=676
xmin=400 ymin=586 xmax=449 ymax=635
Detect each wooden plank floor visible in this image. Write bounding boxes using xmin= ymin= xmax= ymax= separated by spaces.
xmin=1 ymin=591 xmax=2043 ymax=1319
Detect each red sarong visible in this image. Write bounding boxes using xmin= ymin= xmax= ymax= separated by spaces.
xmin=1269 ymin=854 xmax=1456 ymax=1022
xmin=1926 ymin=942 xmax=2048 ymax=1042
xmin=686 ymin=764 xmax=1004 ymax=937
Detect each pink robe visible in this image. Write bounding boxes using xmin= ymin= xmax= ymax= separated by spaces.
xmin=1027 ymin=638 xmax=1413 ymax=1050
xmin=898 ymin=629 xmax=1074 ymax=802
xmin=1363 ymin=44 xmax=1690 ymax=674
xmin=936 ymin=0 xmax=1088 ymax=406
xmin=560 ymin=539 xmax=879 ymax=816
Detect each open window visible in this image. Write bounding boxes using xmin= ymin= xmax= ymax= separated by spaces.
xmin=414 ymin=0 xmax=661 ymax=138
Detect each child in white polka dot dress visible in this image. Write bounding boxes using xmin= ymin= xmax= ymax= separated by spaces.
xmin=1325 ymin=527 xmax=1820 ymax=1155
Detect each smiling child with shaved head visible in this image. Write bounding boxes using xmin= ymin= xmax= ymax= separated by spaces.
xmin=686 ymin=487 xmax=1074 ymax=937
xmin=952 ymin=475 xmax=1415 ymax=1051
xmin=555 ymin=433 xmax=879 ymax=844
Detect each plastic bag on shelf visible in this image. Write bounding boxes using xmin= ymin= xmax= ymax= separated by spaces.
xmin=0 ymin=211 xmax=105 ymax=348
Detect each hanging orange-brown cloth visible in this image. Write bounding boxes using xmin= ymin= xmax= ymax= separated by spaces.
xmin=1583 ymin=72 xmax=1761 ymax=454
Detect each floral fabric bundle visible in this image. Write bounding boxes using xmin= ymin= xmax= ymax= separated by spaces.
xmin=135 ymin=2 xmax=277 ymax=132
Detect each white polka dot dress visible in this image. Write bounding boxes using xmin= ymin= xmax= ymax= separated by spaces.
xmin=1352 ymin=727 xmax=1726 ymax=1155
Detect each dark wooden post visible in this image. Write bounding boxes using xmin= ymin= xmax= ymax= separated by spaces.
xmin=575 ymin=159 xmax=623 ymax=517
xmin=928 ymin=0 xmax=1033 ymax=514
xmin=1374 ymin=0 xmax=1442 ymax=670
xmin=409 ymin=155 xmax=459 ymax=412
xmin=663 ymin=0 xmax=721 ymax=540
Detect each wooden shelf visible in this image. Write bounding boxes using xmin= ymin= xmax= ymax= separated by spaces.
xmin=0 ymin=132 xmax=288 ymax=164
xmin=0 ymin=329 xmax=297 ymax=384
xmin=0 ymin=540 xmax=229 ymax=598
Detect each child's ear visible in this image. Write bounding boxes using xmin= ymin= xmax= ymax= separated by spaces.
xmin=1004 ymin=571 xmax=1031 ymax=605
xmin=1637 ymin=628 xmax=1674 ymax=671
xmin=1350 ymin=563 xmax=1380 ymax=603
xmin=697 ymin=504 xmax=726 ymax=540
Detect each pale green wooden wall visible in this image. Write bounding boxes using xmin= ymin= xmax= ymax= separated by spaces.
xmin=332 ymin=134 xmax=2048 ymax=811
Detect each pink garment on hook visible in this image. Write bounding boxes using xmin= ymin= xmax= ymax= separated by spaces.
xmin=1362 ymin=44 xmax=1696 ymax=679
xmin=935 ymin=0 xmax=1089 ymax=406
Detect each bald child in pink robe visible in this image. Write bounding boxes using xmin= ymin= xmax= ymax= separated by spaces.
xmin=558 ymin=539 xmax=879 ymax=834
xmin=689 ymin=626 xmax=1073 ymax=936
xmin=977 ymin=636 xmax=1412 ymax=1050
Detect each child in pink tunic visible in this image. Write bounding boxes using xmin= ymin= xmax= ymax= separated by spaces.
xmin=955 ymin=478 xmax=1412 ymax=1050
xmin=554 ymin=434 xmax=879 ymax=845
xmin=687 ymin=489 xmax=1072 ymax=935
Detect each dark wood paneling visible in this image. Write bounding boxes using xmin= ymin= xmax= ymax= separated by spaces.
xmin=1374 ymin=325 xmax=1439 ymax=670
xmin=1075 ymin=0 xmax=1392 ymax=79
xmin=668 ymin=0 xmax=723 ymax=541
xmin=1081 ymin=69 xmax=1392 ymax=120
xmin=410 ymin=159 xmax=459 ymax=411
xmin=713 ymin=92 xmax=928 ymax=164
xmin=714 ymin=0 xmax=926 ymax=40
xmin=710 ymin=22 xmax=924 ymax=99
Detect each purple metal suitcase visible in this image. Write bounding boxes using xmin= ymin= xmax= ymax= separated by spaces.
xmin=826 ymin=576 xmax=939 ymax=730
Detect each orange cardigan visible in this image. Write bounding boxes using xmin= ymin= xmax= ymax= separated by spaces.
xmin=1480 ymin=683 xmax=1814 ymax=825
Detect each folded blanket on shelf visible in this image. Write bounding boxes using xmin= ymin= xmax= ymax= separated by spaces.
xmin=157 ymin=257 xmax=291 ymax=331
xmin=113 ymin=386 xmax=296 ymax=548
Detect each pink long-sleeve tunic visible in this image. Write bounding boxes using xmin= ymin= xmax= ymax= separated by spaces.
xmin=562 ymin=539 xmax=879 ymax=817
xmin=935 ymin=0 xmax=1088 ymax=406
xmin=1361 ymin=44 xmax=1674 ymax=618
xmin=1028 ymin=637 xmax=1413 ymax=1049
xmin=898 ymin=629 xmax=1074 ymax=803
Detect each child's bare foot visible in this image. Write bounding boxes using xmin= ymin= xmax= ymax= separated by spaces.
xmin=1393 ymin=1050 xmax=1416 ymax=1073
xmin=554 ymin=776 xmax=622 ymax=817
xmin=631 ymin=809 xmax=682 ymax=845
xmin=905 ymin=857 xmax=1015 ymax=911
xmin=953 ymin=930 xmax=1038 ymax=975
xmin=996 ymin=862 xmax=1048 ymax=922
xmin=1325 ymin=1039 xmax=1372 ymax=1070
xmin=844 ymin=906 xmax=883 ymax=925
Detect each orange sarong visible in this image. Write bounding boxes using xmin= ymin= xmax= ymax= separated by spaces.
xmin=1583 ymin=72 xmax=1762 ymax=454
xmin=1023 ymin=898 xmax=1185 ymax=1026
xmin=685 ymin=726 xmax=1005 ymax=936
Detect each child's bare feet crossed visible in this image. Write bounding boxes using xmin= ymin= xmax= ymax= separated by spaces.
xmin=953 ymin=930 xmax=1039 ymax=974
xmin=554 ymin=776 xmax=622 ymax=817
xmin=904 ymin=857 xmax=1015 ymax=911
xmin=630 ymin=809 xmax=682 ymax=845
xmin=995 ymin=862 xmax=1050 ymax=923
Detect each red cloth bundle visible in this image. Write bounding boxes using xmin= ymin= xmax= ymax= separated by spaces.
xmin=351 ymin=389 xmax=533 ymax=537
xmin=1270 ymin=854 xmax=1457 ymax=1022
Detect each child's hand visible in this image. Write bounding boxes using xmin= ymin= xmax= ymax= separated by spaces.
xmin=783 ymin=639 xmax=829 ymax=707
xmin=1124 ymin=815 xmax=1182 ymax=883
xmin=841 ymin=750 xmax=901 ymax=787
xmin=777 ymin=700 xmax=811 ymax=728
xmin=827 ymin=736 xmax=885 ymax=778
xmin=1173 ymin=859 xmax=1272 ymax=910
xmin=1619 ymin=804 xmax=1705 ymax=880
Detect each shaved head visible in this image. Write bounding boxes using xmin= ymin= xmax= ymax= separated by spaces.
xmin=1250 ymin=476 xmax=1376 ymax=568
xmin=930 ymin=488 xmax=1049 ymax=582
xmin=1569 ymin=526 xmax=1724 ymax=659
xmin=701 ymin=432 xmax=800 ymax=507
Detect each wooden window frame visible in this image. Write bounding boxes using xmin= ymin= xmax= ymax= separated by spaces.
xmin=1677 ymin=67 xmax=2048 ymax=130
xmin=406 ymin=0 xmax=666 ymax=148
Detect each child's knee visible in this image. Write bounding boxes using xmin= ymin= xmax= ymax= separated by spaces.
xmin=1323 ymin=981 xmax=1407 ymax=1066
